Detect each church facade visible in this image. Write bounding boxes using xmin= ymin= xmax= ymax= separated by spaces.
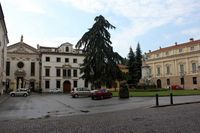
xmin=6 ymin=37 xmax=40 ymax=92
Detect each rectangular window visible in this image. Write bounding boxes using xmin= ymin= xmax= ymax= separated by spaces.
xmin=166 ymin=66 xmax=170 ymax=75
xmin=56 ymin=80 xmax=61 ymax=88
xmin=85 ymin=80 xmax=88 ymax=88
xmin=192 ymin=63 xmax=197 ymax=73
xmin=65 ymin=58 xmax=69 ymax=63
xmin=6 ymin=62 xmax=10 ymax=76
xmin=165 ymin=51 xmax=169 ymax=56
xmin=157 ymin=67 xmax=160 ymax=76
xmin=68 ymin=69 xmax=71 ymax=77
xmin=74 ymin=80 xmax=77 ymax=88
xmin=46 ymin=57 xmax=50 ymax=62
xmin=167 ymin=79 xmax=170 ymax=85
xmin=179 ymin=48 xmax=183 ymax=53
xmin=45 ymin=68 xmax=50 ymax=77
xmin=181 ymin=78 xmax=184 ymax=85
xmin=56 ymin=69 xmax=61 ymax=77
xmin=31 ymin=62 xmax=35 ymax=76
xmin=193 ymin=77 xmax=197 ymax=84
xmin=56 ymin=57 xmax=61 ymax=62
xmin=63 ymin=69 xmax=66 ymax=77
xmin=45 ymin=80 xmax=50 ymax=89
xmin=73 ymin=58 xmax=77 ymax=63
xmin=66 ymin=47 xmax=69 ymax=52
xmin=73 ymin=69 xmax=77 ymax=77
xmin=190 ymin=46 xmax=194 ymax=51
xmin=180 ymin=64 xmax=184 ymax=74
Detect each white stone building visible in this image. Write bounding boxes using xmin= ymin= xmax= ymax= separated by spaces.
xmin=6 ymin=36 xmax=40 ymax=92
xmin=39 ymin=42 xmax=90 ymax=93
xmin=0 ymin=4 xmax=9 ymax=95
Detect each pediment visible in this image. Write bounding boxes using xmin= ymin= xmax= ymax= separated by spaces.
xmin=7 ymin=42 xmax=38 ymax=54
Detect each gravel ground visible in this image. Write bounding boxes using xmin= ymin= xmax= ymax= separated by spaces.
xmin=0 ymin=103 xmax=200 ymax=133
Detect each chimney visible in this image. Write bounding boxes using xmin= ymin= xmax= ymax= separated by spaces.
xmin=149 ymin=50 xmax=151 ymax=53
xmin=159 ymin=46 xmax=162 ymax=49
xmin=175 ymin=42 xmax=178 ymax=45
xmin=190 ymin=38 xmax=194 ymax=42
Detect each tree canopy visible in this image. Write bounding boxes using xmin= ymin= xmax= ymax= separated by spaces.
xmin=127 ymin=47 xmax=137 ymax=85
xmin=76 ymin=15 xmax=123 ymax=88
xmin=135 ymin=43 xmax=142 ymax=83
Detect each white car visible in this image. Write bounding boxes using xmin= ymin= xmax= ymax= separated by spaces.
xmin=18 ymin=88 xmax=31 ymax=95
xmin=71 ymin=87 xmax=91 ymax=98
xmin=10 ymin=89 xmax=29 ymax=97
xmin=49 ymin=88 xmax=62 ymax=93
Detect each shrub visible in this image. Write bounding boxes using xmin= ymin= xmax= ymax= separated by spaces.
xmin=119 ymin=85 xmax=129 ymax=98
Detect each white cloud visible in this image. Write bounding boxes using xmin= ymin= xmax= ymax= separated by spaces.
xmin=59 ymin=0 xmax=200 ymax=56
xmin=8 ymin=0 xmax=46 ymax=14
xmin=60 ymin=0 xmax=106 ymax=13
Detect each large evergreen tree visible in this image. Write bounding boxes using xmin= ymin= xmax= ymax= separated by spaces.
xmin=76 ymin=15 xmax=122 ymax=88
xmin=135 ymin=43 xmax=142 ymax=83
xmin=127 ymin=47 xmax=137 ymax=86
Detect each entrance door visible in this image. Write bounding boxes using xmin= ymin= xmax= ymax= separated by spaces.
xmin=157 ymin=79 xmax=162 ymax=88
xmin=63 ymin=81 xmax=71 ymax=93
xmin=30 ymin=81 xmax=35 ymax=92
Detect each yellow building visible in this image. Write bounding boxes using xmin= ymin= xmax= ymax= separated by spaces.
xmin=142 ymin=38 xmax=200 ymax=89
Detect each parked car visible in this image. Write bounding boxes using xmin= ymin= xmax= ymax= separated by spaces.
xmin=171 ymin=85 xmax=184 ymax=90
xmin=50 ymin=88 xmax=62 ymax=93
xmin=18 ymin=88 xmax=31 ymax=95
xmin=91 ymin=89 xmax=112 ymax=100
xmin=10 ymin=89 xmax=29 ymax=97
xmin=71 ymin=87 xmax=91 ymax=98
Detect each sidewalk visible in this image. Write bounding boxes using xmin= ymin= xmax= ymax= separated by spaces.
xmin=0 ymin=94 xmax=9 ymax=104
xmin=152 ymin=95 xmax=200 ymax=107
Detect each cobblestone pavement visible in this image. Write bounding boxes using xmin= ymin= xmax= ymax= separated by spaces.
xmin=0 ymin=93 xmax=200 ymax=121
xmin=0 ymin=103 xmax=200 ymax=133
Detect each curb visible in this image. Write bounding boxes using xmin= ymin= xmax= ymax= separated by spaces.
xmin=151 ymin=101 xmax=200 ymax=108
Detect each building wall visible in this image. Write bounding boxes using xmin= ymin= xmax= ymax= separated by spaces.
xmin=6 ymin=53 xmax=40 ymax=91
xmin=40 ymin=44 xmax=90 ymax=92
xmin=0 ymin=6 xmax=9 ymax=94
xmin=142 ymin=39 xmax=200 ymax=89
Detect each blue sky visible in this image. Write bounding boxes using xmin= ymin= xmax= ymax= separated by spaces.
xmin=1 ymin=0 xmax=200 ymax=57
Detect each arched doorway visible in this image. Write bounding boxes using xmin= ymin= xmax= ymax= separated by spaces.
xmin=157 ymin=79 xmax=162 ymax=88
xmin=63 ymin=80 xmax=71 ymax=93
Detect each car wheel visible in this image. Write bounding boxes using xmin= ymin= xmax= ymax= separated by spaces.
xmin=23 ymin=93 xmax=28 ymax=97
xmin=11 ymin=93 xmax=15 ymax=97
xmin=75 ymin=94 xmax=79 ymax=98
xmin=91 ymin=96 xmax=95 ymax=100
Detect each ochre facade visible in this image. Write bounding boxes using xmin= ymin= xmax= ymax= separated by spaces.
xmin=142 ymin=38 xmax=200 ymax=89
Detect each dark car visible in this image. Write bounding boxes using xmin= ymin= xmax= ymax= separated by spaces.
xmin=91 ymin=89 xmax=112 ymax=100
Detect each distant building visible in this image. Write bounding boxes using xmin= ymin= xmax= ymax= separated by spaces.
xmin=6 ymin=36 xmax=40 ymax=92
xmin=0 ymin=4 xmax=9 ymax=95
xmin=38 ymin=42 xmax=90 ymax=93
xmin=141 ymin=38 xmax=200 ymax=89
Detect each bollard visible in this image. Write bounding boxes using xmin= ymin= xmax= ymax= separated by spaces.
xmin=156 ymin=93 xmax=159 ymax=106
xmin=170 ymin=93 xmax=173 ymax=104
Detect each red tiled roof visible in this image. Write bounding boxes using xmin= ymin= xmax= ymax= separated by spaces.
xmin=148 ymin=39 xmax=200 ymax=54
